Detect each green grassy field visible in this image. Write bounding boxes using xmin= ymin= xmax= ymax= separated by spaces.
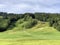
xmin=0 ymin=39 xmax=60 ymax=45
xmin=0 ymin=21 xmax=60 ymax=45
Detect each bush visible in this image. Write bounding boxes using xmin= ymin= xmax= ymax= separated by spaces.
xmin=23 ymin=15 xmax=30 ymax=21
xmin=23 ymin=19 xmax=37 ymax=29
xmin=53 ymin=22 xmax=60 ymax=31
xmin=56 ymin=25 xmax=60 ymax=31
xmin=19 ymin=19 xmax=24 ymax=24
xmin=15 ymin=19 xmax=24 ymax=26
xmin=0 ymin=19 xmax=10 ymax=32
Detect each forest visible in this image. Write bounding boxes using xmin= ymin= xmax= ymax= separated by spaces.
xmin=0 ymin=12 xmax=60 ymax=32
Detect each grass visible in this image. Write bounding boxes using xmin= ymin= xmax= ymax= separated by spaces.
xmin=0 ymin=31 xmax=59 ymax=40
xmin=0 ymin=21 xmax=60 ymax=45
xmin=0 ymin=39 xmax=60 ymax=45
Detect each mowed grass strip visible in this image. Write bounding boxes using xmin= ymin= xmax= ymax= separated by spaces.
xmin=0 ymin=40 xmax=60 ymax=45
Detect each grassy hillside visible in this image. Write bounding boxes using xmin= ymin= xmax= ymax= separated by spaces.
xmin=0 ymin=12 xmax=60 ymax=45
xmin=0 ymin=20 xmax=58 ymax=40
xmin=0 ymin=20 xmax=59 ymax=45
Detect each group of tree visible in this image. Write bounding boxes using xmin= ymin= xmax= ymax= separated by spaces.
xmin=0 ymin=12 xmax=60 ymax=32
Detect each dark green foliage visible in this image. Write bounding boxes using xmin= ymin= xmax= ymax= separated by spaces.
xmin=49 ymin=19 xmax=55 ymax=27
xmin=35 ymin=13 xmax=49 ymax=22
xmin=0 ymin=19 xmax=10 ymax=32
xmin=23 ymin=19 xmax=37 ymax=29
xmin=23 ymin=14 xmax=30 ymax=21
xmin=24 ymin=13 xmax=35 ymax=19
xmin=20 ymin=16 xmax=37 ymax=29
xmin=0 ymin=12 xmax=60 ymax=32
xmin=55 ymin=25 xmax=60 ymax=31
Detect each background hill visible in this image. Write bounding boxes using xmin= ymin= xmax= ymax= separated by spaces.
xmin=0 ymin=12 xmax=59 ymax=39
xmin=0 ymin=12 xmax=60 ymax=45
xmin=0 ymin=12 xmax=60 ymax=32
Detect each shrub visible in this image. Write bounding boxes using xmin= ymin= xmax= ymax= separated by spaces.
xmin=0 ymin=19 xmax=10 ymax=32
xmin=56 ymin=25 xmax=60 ymax=31
xmin=23 ymin=19 xmax=38 ymax=29
xmin=23 ymin=15 xmax=30 ymax=21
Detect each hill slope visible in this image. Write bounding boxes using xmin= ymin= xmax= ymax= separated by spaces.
xmin=1 ymin=20 xmax=59 ymax=40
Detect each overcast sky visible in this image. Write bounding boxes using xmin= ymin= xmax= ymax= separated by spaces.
xmin=0 ymin=0 xmax=60 ymax=13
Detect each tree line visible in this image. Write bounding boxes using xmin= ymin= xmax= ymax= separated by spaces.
xmin=0 ymin=12 xmax=60 ymax=32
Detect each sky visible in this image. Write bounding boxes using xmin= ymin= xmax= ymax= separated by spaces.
xmin=0 ymin=0 xmax=60 ymax=13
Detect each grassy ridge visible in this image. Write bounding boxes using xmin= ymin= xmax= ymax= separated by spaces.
xmin=0 ymin=19 xmax=59 ymax=45
xmin=0 ymin=21 xmax=59 ymax=40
